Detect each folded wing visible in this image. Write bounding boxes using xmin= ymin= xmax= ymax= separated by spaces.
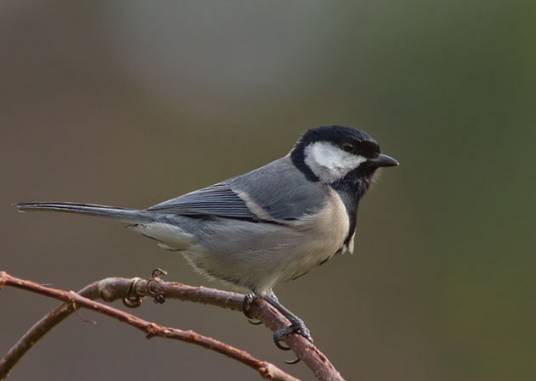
xmin=148 ymin=157 xmax=329 ymax=222
xmin=148 ymin=182 xmax=260 ymax=221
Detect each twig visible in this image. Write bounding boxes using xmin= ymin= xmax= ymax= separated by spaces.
xmin=0 ymin=271 xmax=345 ymax=381
xmin=0 ymin=272 xmax=297 ymax=381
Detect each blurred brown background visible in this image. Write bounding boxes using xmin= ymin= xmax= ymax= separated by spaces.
xmin=1 ymin=1 xmax=534 ymax=380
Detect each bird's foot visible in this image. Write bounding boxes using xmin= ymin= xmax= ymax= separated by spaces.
xmin=242 ymin=292 xmax=262 ymax=325
xmin=273 ymin=319 xmax=313 ymax=364
xmin=273 ymin=318 xmax=313 ymax=349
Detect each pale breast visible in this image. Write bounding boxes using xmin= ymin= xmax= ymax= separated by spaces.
xmin=283 ymin=188 xmax=350 ymax=281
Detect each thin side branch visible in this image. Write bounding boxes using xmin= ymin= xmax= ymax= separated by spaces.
xmin=0 ymin=271 xmax=345 ymax=381
xmin=0 ymin=272 xmax=298 ymax=381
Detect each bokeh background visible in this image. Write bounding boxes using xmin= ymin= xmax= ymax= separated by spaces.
xmin=1 ymin=1 xmax=534 ymax=380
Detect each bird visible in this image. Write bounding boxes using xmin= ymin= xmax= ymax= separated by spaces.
xmin=17 ymin=125 xmax=398 ymax=361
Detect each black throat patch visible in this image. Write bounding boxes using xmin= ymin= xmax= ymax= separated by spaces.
xmin=330 ymin=168 xmax=373 ymax=247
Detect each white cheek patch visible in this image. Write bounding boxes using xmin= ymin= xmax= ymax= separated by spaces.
xmin=304 ymin=142 xmax=367 ymax=183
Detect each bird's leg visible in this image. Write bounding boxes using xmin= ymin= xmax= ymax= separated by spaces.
xmin=264 ymin=291 xmax=313 ymax=364
xmin=242 ymin=291 xmax=313 ymax=364
xmin=242 ymin=291 xmax=262 ymax=325
xmin=265 ymin=291 xmax=313 ymax=345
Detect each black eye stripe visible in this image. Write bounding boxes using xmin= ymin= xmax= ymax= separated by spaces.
xmin=339 ymin=141 xmax=380 ymax=157
xmin=356 ymin=141 xmax=380 ymax=158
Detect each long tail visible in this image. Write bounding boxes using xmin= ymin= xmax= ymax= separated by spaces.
xmin=16 ymin=202 xmax=154 ymax=224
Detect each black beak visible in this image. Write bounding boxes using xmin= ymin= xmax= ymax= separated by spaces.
xmin=368 ymin=153 xmax=399 ymax=168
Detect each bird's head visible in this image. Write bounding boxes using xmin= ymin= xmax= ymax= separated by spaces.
xmin=291 ymin=125 xmax=399 ymax=189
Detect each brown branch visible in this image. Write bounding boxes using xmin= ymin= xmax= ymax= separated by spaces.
xmin=0 ymin=271 xmax=345 ymax=381
xmin=0 ymin=272 xmax=298 ymax=381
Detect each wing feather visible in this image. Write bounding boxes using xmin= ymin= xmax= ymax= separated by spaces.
xmin=148 ymin=182 xmax=258 ymax=220
xmin=148 ymin=157 xmax=329 ymax=222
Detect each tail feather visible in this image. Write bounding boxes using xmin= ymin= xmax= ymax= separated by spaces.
xmin=16 ymin=202 xmax=153 ymax=223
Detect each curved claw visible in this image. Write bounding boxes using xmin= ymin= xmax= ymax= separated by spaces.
xmin=123 ymin=279 xmax=143 ymax=308
xmin=273 ymin=333 xmax=299 ymax=364
xmin=247 ymin=317 xmax=263 ymax=325
xmin=272 ymin=321 xmax=314 ymax=364
xmin=273 ymin=333 xmax=291 ymax=351
xmin=284 ymin=356 xmax=301 ymax=365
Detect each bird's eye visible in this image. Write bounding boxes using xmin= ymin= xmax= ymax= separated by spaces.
xmin=341 ymin=143 xmax=355 ymax=153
